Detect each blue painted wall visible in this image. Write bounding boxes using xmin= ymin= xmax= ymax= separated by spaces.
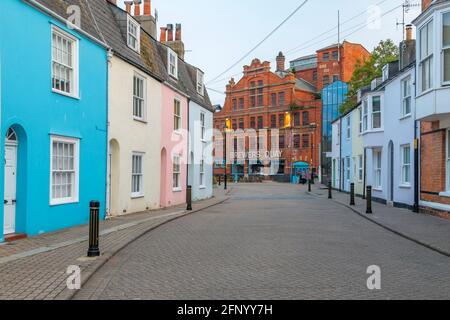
xmin=0 ymin=0 xmax=108 ymax=241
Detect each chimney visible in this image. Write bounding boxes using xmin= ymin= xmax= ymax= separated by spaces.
xmin=143 ymin=0 xmax=151 ymax=16
xmin=175 ymin=24 xmax=182 ymax=41
xmin=133 ymin=0 xmax=142 ymax=16
xmin=167 ymin=24 xmax=174 ymax=42
xmin=124 ymin=1 xmax=133 ymax=14
xmin=276 ymin=52 xmax=285 ymax=72
xmin=400 ymin=24 xmax=416 ymax=69
xmin=160 ymin=27 xmax=167 ymax=43
xmin=422 ymin=0 xmax=433 ymax=12
xmin=166 ymin=23 xmax=185 ymax=60
xmin=406 ymin=24 xmax=413 ymax=41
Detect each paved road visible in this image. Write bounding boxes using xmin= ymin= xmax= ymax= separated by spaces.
xmin=74 ymin=183 xmax=450 ymax=300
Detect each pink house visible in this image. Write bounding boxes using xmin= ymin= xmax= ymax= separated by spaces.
xmin=157 ymin=30 xmax=191 ymax=208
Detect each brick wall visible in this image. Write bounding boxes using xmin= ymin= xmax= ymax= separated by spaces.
xmin=422 ymin=0 xmax=433 ymax=11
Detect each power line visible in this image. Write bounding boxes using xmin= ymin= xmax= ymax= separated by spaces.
xmin=206 ymin=0 xmax=310 ymax=85
xmin=207 ymin=0 xmax=405 ymax=87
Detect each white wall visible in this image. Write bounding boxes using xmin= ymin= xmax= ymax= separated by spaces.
xmin=188 ymin=100 xmax=213 ymax=201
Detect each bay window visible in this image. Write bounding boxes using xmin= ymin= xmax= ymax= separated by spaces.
xmin=401 ymin=145 xmax=411 ymax=186
xmin=420 ymin=20 xmax=433 ymax=92
xmin=447 ymin=130 xmax=450 ymax=191
xmin=443 ymin=12 xmax=450 ymax=83
xmin=50 ymin=136 xmax=79 ymax=205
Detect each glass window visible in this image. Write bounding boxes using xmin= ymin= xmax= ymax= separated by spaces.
xmin=374 ymin=150 xmax=382 ymax=189
xmin=401 ymin=145 xmax=411 ymax=185
xmin=168 ymin=48 xmax=178 ymax=78
xmin=132 ymin=153 xmax=144 ymax=197
xmin=232 ymin=99 xmax=237 ymax=111
xmin=323 ymin=75 xmax=330 ymax=87
xmin=358 ymin=155 xmax=363 ymax=181
xmin=52 ymin=27 xmax=77 ymax=95
xmin=197 ymin=70 xmax=204 ymax=95
xmin=302 ymin=134 xmax=309 ymax=148
xmin=358 ymin=107 xmax=363 ymax=133
xmin=174 ymin=99 xmax=182 ymax=132
xmin=401 ymin=77 xmax=412 ymax=116
xmin=50 ymin=136 xmax=79 ymax=205
xmin=293 ymin=135 xmax=300 ymax=149
xmin=372 ymin=96 xmax=381 ymax=129
xmin=127 ymin=17 xmax=140 ymax=52
xmin=279 ymin=114 xmax=285 ymax=127
xmin=279 ymin=135 xmax=285 ymax=149
xmin=447 ymin=130 xmax=450 ymax=191
xmin=173 ymin=155 xmax=181 ymax=189
xmin=250 ymin=117 xmax=256 ymax=129
xmin=323 ymin=52 xmax=330 ymax=61
xmin=239 ymin=118 xmax=244 ymax=130
xmin=270 ymin=115 xmax=277 ymax=128
xmin=133 ymin=75 xmax=146 ymax=120
xmin=346 ymin=157 xmax=351 ymax=181
xmin=201 ymin=113 xmax=206 ymax=139
xmin=294 ymin=113 xmax=300 ymax=127
xmin=346 ymin=116 xmax=351 ymax=139
xmin=443 ymin=13 xmax=450 ymax=82
xmin=258 ymin=116 xmax=263 ymax=129
xmin=271 ymin=93 xmax=277 ymax=106
xmin=239 ymin=98 xmax=244 ymax=109
xmin=279 ymin=92 xmax=285 ymax=106
xmin=332 ymin=51 xmax=338 ymax=60
xmin=302 ymin=111 xmax=309 ymax=126
xmin=200 ymin=157 xmax=205 ymax=187
xmin=420 ymin=20 xmax=433 ymax=91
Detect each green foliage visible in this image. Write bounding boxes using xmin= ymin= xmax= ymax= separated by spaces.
xmin=340 ymin=39 xmax=399 ymax=113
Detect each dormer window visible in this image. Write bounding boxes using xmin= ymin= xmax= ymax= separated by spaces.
xmin=382 ymin=65 xmax=389 ymax=82
xmin=127 ymin=16 xmax=140 ymax=53
xmin=197 ymin=70 xmax=205 ymax=96
xmin=168 ymin=48 xmax=178 ymax=79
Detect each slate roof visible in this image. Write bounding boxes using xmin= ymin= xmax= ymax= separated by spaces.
xmin=28 ymin=0 xmax=213 ymax=111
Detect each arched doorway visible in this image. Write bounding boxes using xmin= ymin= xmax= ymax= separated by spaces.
xmin=4 ymin=128 xmax=18 ymax=235
xmin=108 ymin=139 xmax=120 ymax=216
xmin=388 ymin=140 xmax=394 ymax=203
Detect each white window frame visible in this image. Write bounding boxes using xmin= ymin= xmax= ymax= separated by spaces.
xmin=447 ymin=129 xmax=450 ymax=191
xmin=173 ymin=154 xmax=182 ymax=191
xmin=358 ymin=155 xmax=363 ymax=182
xmin=373 ymin=149 xmax=382 ymax=190
xmin=400 ymin=144 xmax=411 ymax=187
xmin=127 ymin=16 xmax=140 ymax=53
xmin=200 ymin=112 xmax=206 ymax=141
xmin=442 ymin=12 xmax=450 ymax=85
xmin=168 ymin=48 xmax=178 ymax=79
xmin=174 ymin=98 xmax=182 ymax=133
xmin=401 ymin=76 xmax=412 ymax=117
xmin=199 ymin=157 xmax=205 ymax=188
xmin=419 ymin=19 xmax=433 ymax=93
xmin=346 ymin=115 xmax=351 ymax=140
xmin=372 ymin=96 xmax=382 ymax=129
xmin=346 ymin=157 xmax=351 ymax=181
xmin=358 ymin=107 xmax=363 ymax=134
xmin=133 ymin=74 xmax=147 ymax=121
xmin=49 ymin=135 xmax=80 ymax=206
xmin=51 ymin=26 xmax=79 ymax=98
xmin=197 ymin=70 xmax=205 ymax=96
xmin=131 ymin=153 xmax=144 ymax=198
xmin=363 ymin=99 xmax=368 ymax=132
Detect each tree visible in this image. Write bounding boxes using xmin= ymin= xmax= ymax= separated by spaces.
xmin=340 ymin=39 xmax=399 ymax=113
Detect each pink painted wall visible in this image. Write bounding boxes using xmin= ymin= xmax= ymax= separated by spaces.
xmin=160 ymin=84 xmax=189 ymax=208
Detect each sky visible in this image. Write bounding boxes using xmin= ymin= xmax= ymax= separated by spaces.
xmin=119 ymin=0 xmax=421 ymax=105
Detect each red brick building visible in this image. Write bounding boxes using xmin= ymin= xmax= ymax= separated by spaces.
xmin=214 ymin=53 xmax=321 ymax=181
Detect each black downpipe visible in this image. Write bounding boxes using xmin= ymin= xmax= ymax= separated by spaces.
xmin=413 ymin=120 xmax=420 ymax=213
xmin=339 ymin=119 xmax=342 ymax=192
xmin=363 ymin=148 xmax=367 ymax=199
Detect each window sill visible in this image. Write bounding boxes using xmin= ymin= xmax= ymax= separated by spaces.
xmin=372 ymin=187 xmax=382 ymax=192
xmin=416 ymin=88 xmax=434 ymax=99
xmin=50 ymin=199 xmax=79 ymax=206
xmin=173 ymin=188 xmax=182 ymax=193
xmin=399 ymin=184 xmax=411 ymax=189
xmin=131 ymin=194 xmax=144 ymax=199
xmin=438 ymin=191 xmax=450 ymax=198
xmin=199 ymin=185 xmax=206 ymax=190
xmin=133 ymin=117 xmax=148 ymax=124
xmin=52 ymin=89 xmax=79 ymax=100
xmin=399 ymin=114 xmax=412 ymax=121
xmin=173 ymin=130 xmax=183 ymax=136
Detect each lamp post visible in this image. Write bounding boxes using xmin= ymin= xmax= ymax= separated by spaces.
xmin=223 ymin=122 xmax=228 ymax=190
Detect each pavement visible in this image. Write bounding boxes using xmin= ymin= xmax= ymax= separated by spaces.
xmin=73 ymin=182 xmax=450 ymax=300
xmin=306 ymin=183 xmax=450 ymax=257
xmin=0 ymin=187 xmax=230 ymax=300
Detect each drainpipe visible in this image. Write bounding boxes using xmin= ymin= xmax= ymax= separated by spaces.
xmin=363 ymin=147 xmax=367 ymax=199
xmin=413 ymin=120 xmax=419 ymax=212
xmin=339 ymin=118 xmax=342 ymax=192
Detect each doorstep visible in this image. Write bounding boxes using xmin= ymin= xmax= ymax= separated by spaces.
xmin=4 ymin=233 xmax=28 ymax=242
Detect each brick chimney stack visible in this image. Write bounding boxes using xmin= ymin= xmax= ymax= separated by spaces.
xmin=175 ymin=24 xmax=182 ymax=41
xmin=165 ymin=24 xmax=185 ymax=60
xmin=143 ymin=0 xmax=151 ymax=16
xmin=400 ymin=24 xmax=416 ymax=69
xmin=160 ymin=27 xmax=167 ymax=43
xmin=276 ymin=52 xmax=286 ymax=72
xmin=406 ymin=24 xmax=413 ymax=41
xmin=167 ymin=24 xmax=174 ymax=42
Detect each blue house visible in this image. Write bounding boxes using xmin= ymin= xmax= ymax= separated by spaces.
xmin=0 ymin=0 xmax=108 ymax=242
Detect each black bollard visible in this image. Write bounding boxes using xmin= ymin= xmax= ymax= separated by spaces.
xmin=186 ymin=185 xmax=193 ymax=211
xmin=328 ymin=180 xmax=332 ymax=199
xmin=308 ymin=179 xmax=312 ymax=192
xmin=366 ymin=186 xmax=373 ymax=214
xmin=218 ymin=175 xmax=221 ymax=186
xmin=350 ymin=183 xmax=355 ymax=206
xmin=87 ymin=201 xmax=100 ymax=257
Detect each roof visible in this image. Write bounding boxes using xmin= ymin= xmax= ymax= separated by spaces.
xmin=290 ymin=54 xmax=317 ymax=63
xmin=27 ymin=0 xmax=105 ymax=46
xmin=295 ymin=78 xmax=316 ymax=93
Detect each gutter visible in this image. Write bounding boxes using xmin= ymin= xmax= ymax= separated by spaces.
xmin=24 ymin=0 xmax=110 ymax=50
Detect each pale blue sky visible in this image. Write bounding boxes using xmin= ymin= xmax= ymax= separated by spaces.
xmin=119 ymin=0 xmax=421 ymax=105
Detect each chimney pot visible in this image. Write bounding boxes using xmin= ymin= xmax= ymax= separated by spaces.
xmin=133 ymin=0 xmax=142 ymax=16
xmin=160 ymin=27 xmax=167 ymax=43
xmin=124 ymin=1 xmax=133 ymax=14
xmin=144 ymin=0 xmax=151 ymax=16
xmin=175 ymin=24 xmax=182 ymax=41
xmin=167 ymin=24 xmax=174 ymax=42
xmin=406 ymin=24 xmax=413 ymax=41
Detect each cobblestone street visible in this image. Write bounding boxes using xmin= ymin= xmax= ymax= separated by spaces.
xmin=74 ymin=182 xmax=450 ymax=300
